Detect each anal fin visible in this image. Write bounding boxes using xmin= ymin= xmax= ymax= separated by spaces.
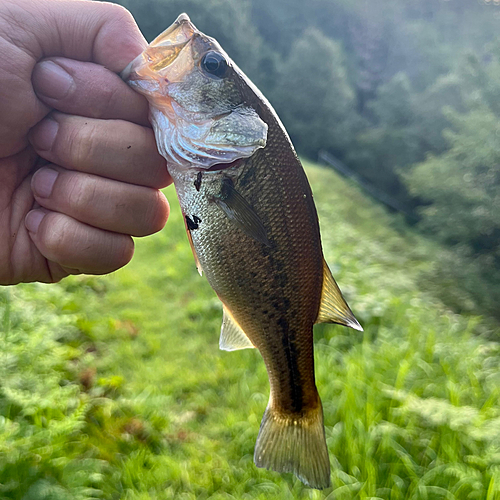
xmin=316 ymin=259 xmax=363 ymax=331
xmin=220 ymin=304 xmax=255 ymax=351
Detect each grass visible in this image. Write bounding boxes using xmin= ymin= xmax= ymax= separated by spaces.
xmin=1 ymin=161 xmax=500 ymax=499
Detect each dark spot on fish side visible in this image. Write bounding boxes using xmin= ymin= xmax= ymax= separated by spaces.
xmin=194 ymin=172 xmax=202 ymax=191
xmin=127 ymin=145 xmax=132 ymax=149
xmin=278 ymin=317 xmax=303 ymax=413
xmin=185 ymin=215 xmax=202 ymax=230
xmin=277 ymin=317 xmax=288 ymax=331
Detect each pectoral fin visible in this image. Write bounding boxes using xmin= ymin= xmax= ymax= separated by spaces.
xmin=213 ymin=179 xmax=271 ymax=247
xmin=316 ymin=259 xmax=363 ymax=331
xmin=220 ymin=304 xmax=255 ymax=351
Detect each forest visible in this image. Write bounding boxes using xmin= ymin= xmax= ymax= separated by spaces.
xmin=117 ymin=0 xmax=500 ymax=320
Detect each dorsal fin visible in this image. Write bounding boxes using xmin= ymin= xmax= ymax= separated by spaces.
xmin=220 ymin=304 xmax=255 ymax=351
xmin=316 ymin=259 xmax=363 ymax=331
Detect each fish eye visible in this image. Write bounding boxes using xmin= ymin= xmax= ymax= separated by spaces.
xmin=200 ymin=51 xmax=228 ymax=78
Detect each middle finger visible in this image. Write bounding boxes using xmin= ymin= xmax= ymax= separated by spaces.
xmin=31 ymin=165 xmax=170 ymax=237
xmin=29 ymin=112 xmax=171 ymax=189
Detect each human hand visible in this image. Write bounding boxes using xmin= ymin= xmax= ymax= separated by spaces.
xmin=0 ymin=0 xmax=171 ymax=285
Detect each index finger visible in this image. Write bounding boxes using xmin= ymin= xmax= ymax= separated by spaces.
xmin=32 ymin=57 xmax=150 ymax=126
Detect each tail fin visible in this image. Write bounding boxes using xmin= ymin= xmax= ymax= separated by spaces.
xmin=253 ymin=403 xmax=331 ymax=489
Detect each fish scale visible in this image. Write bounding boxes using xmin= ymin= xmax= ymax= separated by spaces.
xmin=122 ymin=12 xmax=362 ymax=489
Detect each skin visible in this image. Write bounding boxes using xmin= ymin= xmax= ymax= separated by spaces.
xmin=0 ymin=0 xmax=172 ymax=285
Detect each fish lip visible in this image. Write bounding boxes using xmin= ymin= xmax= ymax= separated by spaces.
xmin=121 ymin=13 xmax=196 ymax=85
xmin=175 ymin=13 xmax=191 ymax=25
xmin=149 ymin=12 xmax=197 ymax=48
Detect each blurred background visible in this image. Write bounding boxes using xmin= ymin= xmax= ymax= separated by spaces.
xmin=1 ymin=1 xmax=500 ymax=499
xmin=116 ymin=0 xmax=500 ymax=319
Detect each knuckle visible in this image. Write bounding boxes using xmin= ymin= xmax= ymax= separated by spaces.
xmin=100 ymin=3 xmax=139 ymax=40
xmin=103 ymin=3 xmax=135 ymax=23
xmin=42 ymin=214 xmax=74 ymax=259
xmin=66 ymin=174 xmax=98 ymax=214
xmin=97 ymin=85 xmax=122 ymax=119
xmin=65 ymin=120 xmax=99 ymax=167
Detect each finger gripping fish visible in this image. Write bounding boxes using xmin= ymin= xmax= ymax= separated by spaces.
xmin=122 ymin=13 xmax=362 ymax=489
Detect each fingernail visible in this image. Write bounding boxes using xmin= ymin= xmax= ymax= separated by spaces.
xmin=32 ymin=168 xmax=59 ymax=198
xmin=32 ymin=117 xmax=59 ymax=151
xmin=25 ymin=210 xmax=46 ymax=234
xmin=34 ymin=60 xmax=74 ymax=99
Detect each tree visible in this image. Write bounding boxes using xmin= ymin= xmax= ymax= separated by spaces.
xmin=346 ymin=74 xmax=421 ymax=201
xmin=407 ymin=108 xmax=500 ymax=259
xmin=272 ymin=28 xmax=359 ymax=158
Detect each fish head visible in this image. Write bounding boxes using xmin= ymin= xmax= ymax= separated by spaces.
xmin=122 ymin=13 xmax=268 ymax=169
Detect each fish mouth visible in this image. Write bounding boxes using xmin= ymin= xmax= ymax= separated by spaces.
xmin=120 ymin=13 xmax=197 ymax=86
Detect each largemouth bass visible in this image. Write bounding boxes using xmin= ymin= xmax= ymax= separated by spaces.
xmin=122 ymin=14 xmax=361 ymax=489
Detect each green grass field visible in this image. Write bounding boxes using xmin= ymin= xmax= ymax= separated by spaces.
xmin=1 ymin=162 xmax=500 ymax=499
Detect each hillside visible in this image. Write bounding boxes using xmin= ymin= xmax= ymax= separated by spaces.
xmin=1 ymin=163 xmax=499 ymax=499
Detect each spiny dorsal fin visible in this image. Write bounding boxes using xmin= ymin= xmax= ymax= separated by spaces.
xmin=316 ymin=259 xmax=363 ymax=331
xmin=213 ymin=179 xmax=271 ymax=247
xmin=220 ymin=304 xmax=255 ymax=351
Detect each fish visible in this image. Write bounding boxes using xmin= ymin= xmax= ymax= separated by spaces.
xmin=121 ymin=13 xmax=362 ymax=489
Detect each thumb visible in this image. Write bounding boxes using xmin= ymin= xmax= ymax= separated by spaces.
xmin=6 ymin=0 xmax=146 ymax=71
xmin=0 ymin=0 xmax=145 ymax=157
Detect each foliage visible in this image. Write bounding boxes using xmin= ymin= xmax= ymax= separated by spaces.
xmin=409 ymin=108 xmax=500 ymax=252
xmin=271 ymin=28 xmax=358 ymax=157
xmin=347 ymin=73 xmax=422 ymax=200
xmin=406 ymin=43 xmax=500 ymax=318
xmin=407 ymin=108 xmax=500 ymax=318
xmin=0 ymin=285 xmax=106 ymax=499
xmin=2 ymin=165 xmax=500 ymax=498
